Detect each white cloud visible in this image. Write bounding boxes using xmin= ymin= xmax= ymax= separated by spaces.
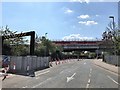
xmin=77 ymin=15 xmax=90 ymax=19
xmin=62 ymin=34 xmax=94 ymax=40
xmin=63 ymin=8 xmax=74 ymax=14
xmin=78 ymin=20 xmax=98 ymax=26
xmin=2 ymin=0 xmax=119 ymax=2
xmin=96 ymin=15 xmax=99 ymax=17
xmin=70 ymin=0 xmax=120 ymax=3
xmin=78 ymin=21 xmax=86 ymax=24
xmin=70 ymin=0 xmax=90 ymax=3
xmin=70 ymin=0 xmax=83 ymax=3
xmin=84 ymin=0 xmax=90 ymax=3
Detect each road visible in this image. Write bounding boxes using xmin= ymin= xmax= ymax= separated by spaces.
xmin=2 ymin=59 xmax=120 ymax=88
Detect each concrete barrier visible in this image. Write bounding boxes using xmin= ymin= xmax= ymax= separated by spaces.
xmin=7 ymin=56 xmax=50 ymax=73
xmin=104 ymin=55 xmax=119 ymax=66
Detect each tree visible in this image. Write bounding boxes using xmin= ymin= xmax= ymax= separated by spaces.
xmin=0 ymin=26 xmax=29 ymax=56
xmin=102 ymin=22 xmax=120 ymax=55
xmin=35 ymin=35 xmax=63 ymax=59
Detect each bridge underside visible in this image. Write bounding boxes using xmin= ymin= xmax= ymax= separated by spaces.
xmin=63 ymin=48 xmax=98 ymax=52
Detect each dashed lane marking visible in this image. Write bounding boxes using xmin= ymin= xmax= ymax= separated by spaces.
xmin=86 ymin=83 xmax=90 ymax=88
xmin=86 ymin=68 xmax=92 ymax=89
xmin=90 ymin=68 xmax=92 ymax=73
xmin=88 ymin=79 xmax=91 ymax=84
xmin=86 ymin=78 xmax=91 ymax=88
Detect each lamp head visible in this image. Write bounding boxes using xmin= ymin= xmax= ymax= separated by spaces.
xmin=109 ymin=16 xmax=114 ymax=18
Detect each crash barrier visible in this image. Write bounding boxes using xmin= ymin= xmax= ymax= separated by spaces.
xmin=103 ymin=55 xmax=120 ymax=66
xmin=6 ymin=56 xmax=50 ymax=73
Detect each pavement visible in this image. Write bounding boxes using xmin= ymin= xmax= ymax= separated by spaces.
xmin=2 ymin=59 xmax=120 ymax=88
xmin=93 ymin=59 xmax=119 ymax=75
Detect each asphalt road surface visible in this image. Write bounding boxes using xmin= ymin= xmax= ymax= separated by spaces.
xmin=2 ymin=59 xmax=120 ymax=88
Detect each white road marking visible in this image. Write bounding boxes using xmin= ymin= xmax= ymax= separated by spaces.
xmin=36 ymin=71 xmax=49 ymax=77
xmin=84 ymin=62 xmax=86 ymax=65
xmin=94 ymin=64 xmax=119 ymax=76
xmin=67 ymin=73 xmax=76 ymax=83
xmin=107 ymin=75 xmax=120 ymax=85
xmin=90 ymin=68 xmax=92 ymax=72
xmin=32 ymin=78 xmax=52 ymax=88
xmin=86 ymin=84 xmax=90 ymax=88
xmin=22 ymin=86 xmax=28 ymax=88
xmin=60 ymin=71 xmax=64 ymax=74
xmin=86 ymin=78 xmax=91 ymax=88
xmin=88 ymin=79 xmax=91 ymax=84
xmin=35 ymin=77 xmax=39 ymax=79
xmin=86 ymin=68 xmax=92 ymax=89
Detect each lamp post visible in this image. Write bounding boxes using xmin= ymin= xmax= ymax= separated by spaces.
xmin=45 ymin=33 xmax=48 ymax=39
xmin=44 ymin=33 xmax=48 ymax=57
xmin=109 ymin=16 xmax=115 ymax=30
xmin=109 ymin=16 xmax=116 ymax=55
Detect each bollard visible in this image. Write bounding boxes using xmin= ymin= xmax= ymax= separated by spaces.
xmin=55 ymin=60 xmax=57 ymax=65
xmin=49 ymin=61 xmax=52 ymax=67
xmin=49 ymin=58 xmax=53 ymax=67
xmin=62 ymin=60 xmax=64 ymax=64
xmin=13 ymin=63 xmax=16 ymax=73
xmin=26 ymin=65 xmax=30 ymax=75
xmin=65 ymin=60 xmax=66 ymax=63
xmin=58 ymin=60 xmax=60 ymax=64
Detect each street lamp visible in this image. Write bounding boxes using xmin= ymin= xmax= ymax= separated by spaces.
xmin=109 ymin=16 xmax=115 ymax=30
xmin=109 ymin=16 xmax=115 ymax=32
xmin=45 ymin=33 xmax=48 ymax=38
xmin=44 ymin=33 xmax=48 ymax=57
xmin=109 ymin=16 xmax=116 ymax=55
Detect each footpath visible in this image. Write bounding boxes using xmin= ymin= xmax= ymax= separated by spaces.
xmin=93 ymin=59 xmax=120 ymax=75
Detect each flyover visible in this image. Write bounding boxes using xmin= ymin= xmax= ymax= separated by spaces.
xmin=52 ymin=40 xmax=103 ymax=52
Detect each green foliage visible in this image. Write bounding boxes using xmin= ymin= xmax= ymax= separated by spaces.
xmin=115 ymin=31 xmax=120 ymax=55
xmin=1 ymin=26 xmax=63 ymax=57
xmin=1 ymin=26 xmax=29 ymax=56
xmin=102 ymin=22 xmax=120 ymax=55
xmin=35 ymin=35 xmax=63 ymax=57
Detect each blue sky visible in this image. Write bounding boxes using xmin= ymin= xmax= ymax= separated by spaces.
xmin=2 ymin=2 xmax=118 ymax=41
